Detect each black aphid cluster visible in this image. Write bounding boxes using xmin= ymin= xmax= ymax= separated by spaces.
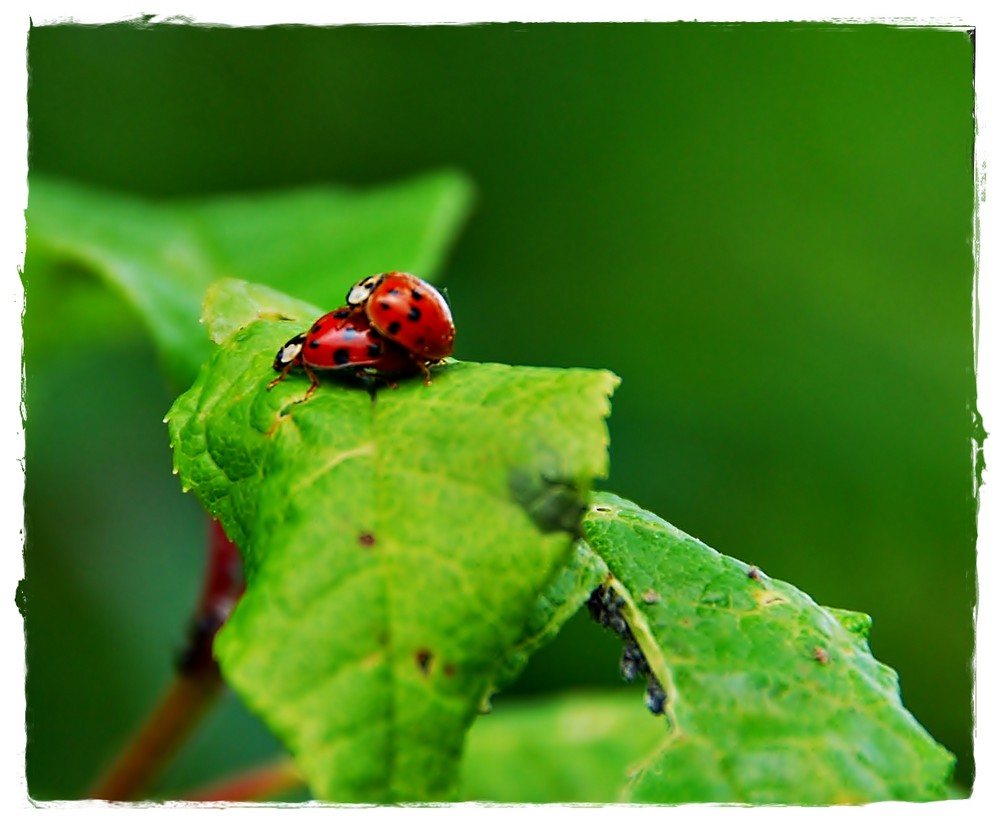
xmin=587 ymin=584 xmax=667 ymax=716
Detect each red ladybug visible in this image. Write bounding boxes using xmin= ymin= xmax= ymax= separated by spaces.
xmin=346 ymin=272 xmax=455 ymax=365
xmin=268 ymin=307 xmax=418 ymax=399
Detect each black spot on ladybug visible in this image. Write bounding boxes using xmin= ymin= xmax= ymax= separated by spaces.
xmin=333 ymin=348 xmax=351 ymax=366
xmin=408 ymin=306 xmax=422 ymax=322
xmin=358 ymin=533 xmax=375 ymax=548
xmin=367 ymin=343 xmax=382 ymax=358
xmin=308 ymin=340 xmax=320 ymax=348
xmin=415 ymin=648 xmax=433 ymax=675
xmin=379 ymin=301 xmax=391 ymax=311
xmin=311 ymin=322 xmax=323 ymax=333
xmin=411 ymin=288 xmax=424 ymax=301
xmin=387 ymin=321 xmax=401 ymax=336
xmin=333 ymin=309 xmax=351 ymax=319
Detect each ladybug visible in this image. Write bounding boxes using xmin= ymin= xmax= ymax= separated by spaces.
xmin=267 ymin=307 xmax=418 ymax=399
xmin=346 ymin=272 xmax=455 ymax=367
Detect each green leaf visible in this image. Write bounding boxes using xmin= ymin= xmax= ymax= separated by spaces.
xmin=25 ymin=171 xmax=472 ymax=386
xmin=581 ymin=493 xmax=955 ymax=804
xmin=460 ymin=691 xmax=664 ymax=803
xmin=166 ymin=284 xmax=619 ymax=801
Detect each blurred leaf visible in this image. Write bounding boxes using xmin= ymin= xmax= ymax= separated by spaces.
xmin=166 ymin=283 xmax=619 ymax=801
xmin=201 ymin=279 xmax=322 ymax=345
xmin=460 ymin=691 xmax=663 ymax=803
xmin=581 ymin=493 xmax=955 ymax=804
xmin=184 ymin=171 xmax=472 ymax=290
xmin=25 ymin=171 xmax=473 ymax=386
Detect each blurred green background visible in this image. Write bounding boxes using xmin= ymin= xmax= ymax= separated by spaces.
xmin=23 ymin=22 xmax=976 ymax=797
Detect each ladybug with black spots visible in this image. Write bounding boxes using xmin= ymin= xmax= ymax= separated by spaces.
xmin=268 ymin=307 xmax=418 ymax=399
xmin=346 ymin=272 xmax=455 ymax=369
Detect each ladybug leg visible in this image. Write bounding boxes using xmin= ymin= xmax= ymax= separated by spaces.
xmin=267 ymin=364 xmax=295 ymax=391
xmin=417 ymin=360 xmax=433 ymax=386
xmin=302 ymin=362 xmax=321 ymax=400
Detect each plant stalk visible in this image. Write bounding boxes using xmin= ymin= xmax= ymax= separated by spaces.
xmin=182 ymin=758 xmax=304 ymax=803
xmin=89 ymin=519 xmax=244 ymax=801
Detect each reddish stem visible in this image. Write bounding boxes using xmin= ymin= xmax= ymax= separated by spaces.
xmin=90 ymin=519 xmax=245 ymax=801
xmin=182 ymin=759 xmax=304 ymax=803
xmin=176 ymin=519 xmax=245 ymax=675
xmin=89 ymin=667 xmax=224 ymax=801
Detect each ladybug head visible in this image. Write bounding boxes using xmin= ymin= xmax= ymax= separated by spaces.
xmin=346 ymin=274 xmax=385 ymax=307
xmin=273 ymin=333 xmax=306 ymax=371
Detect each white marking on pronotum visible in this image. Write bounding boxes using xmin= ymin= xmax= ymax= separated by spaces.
xmin=276 ymin=338 xmax=304 ymax=366
xmin=346 ymin=275 xmax=381 ymax=307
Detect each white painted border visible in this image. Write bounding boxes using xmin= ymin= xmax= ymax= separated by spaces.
xmin=4 ymin=4 xmax=993 ymax=819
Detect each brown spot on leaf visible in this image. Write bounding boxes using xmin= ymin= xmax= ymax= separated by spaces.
xmin=415 ymin=648 xmax=433 ymax=676
xmin=358 ymin=533 xmax=376 ymax=548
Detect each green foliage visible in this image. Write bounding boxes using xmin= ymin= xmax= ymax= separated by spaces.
xmin=26 ymin=168 xmax=955 ymax=804
xmin=580 ymin=493 xmax=955 ymax=803
xmin=25 ymin=172 xmax=472 ymax=385
xmin=166 ymin=283 xmax=619 ymax=801
xmin=460 ymin=691 xmax=664 ymax=803
xmin=25 ymin=26 xmax=975 ymax=798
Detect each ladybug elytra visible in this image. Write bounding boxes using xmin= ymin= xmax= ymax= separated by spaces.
xmin=268 ymin=307 xmax=418 ymax=399
xmin=346 ymin=272 xmax=455 ymax=364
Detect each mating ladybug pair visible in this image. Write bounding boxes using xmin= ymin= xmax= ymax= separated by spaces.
xmin=268 ymin=272 xmax=455 ymax=398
